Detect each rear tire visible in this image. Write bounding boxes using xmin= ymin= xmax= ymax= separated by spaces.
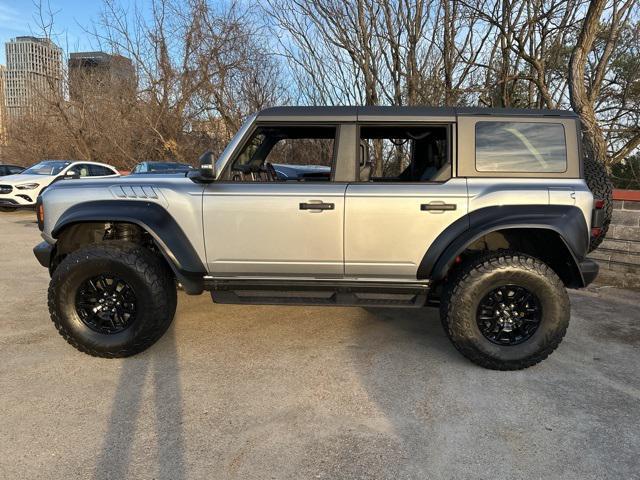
xmin=440 ymin=251 xmax=570 ymax=370
xmin=48 ymin=242 xmax=177 ymax=357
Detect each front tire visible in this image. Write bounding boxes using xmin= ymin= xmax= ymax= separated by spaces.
xmin=440 ymin=251 xmax=570 ymax=370
xmin=48 ymin=242 xmax=177 ymax=357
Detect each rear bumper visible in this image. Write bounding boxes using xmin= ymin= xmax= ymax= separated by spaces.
xmin=33 ymin=241 xmax=54 ymax=269
xmin=578 ymin=258 xmax=599 ymax=287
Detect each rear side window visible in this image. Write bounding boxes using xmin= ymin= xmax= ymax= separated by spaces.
xmin=475 ymin=122 xmax=567 ymax=173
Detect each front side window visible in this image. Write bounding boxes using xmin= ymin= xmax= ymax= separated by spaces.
xmin=475 ymin=122 xmax=567 ymax=173
xmin=72 ymin=164 xmax=91 ymax=177
xmin=229 ymin=126 xmax=335 ymax=182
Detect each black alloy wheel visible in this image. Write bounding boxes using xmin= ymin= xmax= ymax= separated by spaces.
xmin=440 ymin=250 xmax=570 ymax=370
xmin=75 ymin=274 xmax=137 ymax=334
xmin=476 ymin=285 xmax=542 ymax=346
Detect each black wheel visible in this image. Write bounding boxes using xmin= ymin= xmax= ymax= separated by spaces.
xmin=440 ymin=251 xmax=570 ymax=370
xmin=48 ymin=242 xmax=177 ymax=358
xmin=584 ymin=156 xmax=612 ymax=251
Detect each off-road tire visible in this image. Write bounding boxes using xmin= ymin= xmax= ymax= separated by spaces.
xmin=440 ymin=251 xmax=570 ymax=370
xmin=48 ymin=242 xmax=177 ymax=358
xmin=584 ymin=156 xmax=612 ymax=251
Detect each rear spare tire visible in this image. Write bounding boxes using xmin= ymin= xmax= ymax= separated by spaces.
xmin=584 ymin=156 xmax=612 ymax=251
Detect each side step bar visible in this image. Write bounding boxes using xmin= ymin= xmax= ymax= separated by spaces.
xmin=206 ymin=279 xmax=430 ymax=308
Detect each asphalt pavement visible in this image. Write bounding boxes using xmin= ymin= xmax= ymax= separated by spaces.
xmin=1 ymin=209 xmax=638 ymax=479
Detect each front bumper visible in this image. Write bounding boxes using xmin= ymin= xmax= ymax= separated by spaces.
xmin=578 ymin=258 xmax=599 ymax=287
xmin=0 ymin=194 xmax=36 ymax=208
xmin=33 ymin=241 xmax=54 ymax=269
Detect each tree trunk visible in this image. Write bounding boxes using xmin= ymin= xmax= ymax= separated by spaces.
xmin=568 ymin=0 xmax=612 ymax=251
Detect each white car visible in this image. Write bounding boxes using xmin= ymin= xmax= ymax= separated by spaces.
xmin=0 ymin=160 xmax=120 ymax=211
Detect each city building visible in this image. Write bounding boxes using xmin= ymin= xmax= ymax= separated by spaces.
xmin=0 ymin=65 xmax=6 ymax=143
xmin=68 ymin=51 xmax=135 ymax=101
xmin=4 ymin=36 xmax=63 ymax=117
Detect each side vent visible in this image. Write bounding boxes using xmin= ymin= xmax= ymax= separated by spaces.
xmin=110 ymin=185 xmax=159 ymax=200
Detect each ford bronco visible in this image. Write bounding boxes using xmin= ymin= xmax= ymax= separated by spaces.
xmin=33 ymin=107 xmax=604 ymax=370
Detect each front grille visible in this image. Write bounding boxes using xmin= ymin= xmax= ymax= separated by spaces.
xmin=0 ymin=185 xmax=12 ymax=194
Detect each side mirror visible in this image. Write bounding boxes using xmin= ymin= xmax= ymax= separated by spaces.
xmin=64 ymin=170 xmax=80 ymax=179
xmin=198 ymin=151 xmax=217 ymax=180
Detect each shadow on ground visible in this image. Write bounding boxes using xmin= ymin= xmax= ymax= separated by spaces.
xmin=93 ymin=328 xmax=186 ymax=480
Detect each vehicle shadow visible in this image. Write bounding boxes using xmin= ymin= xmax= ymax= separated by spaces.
xmin=93 ymin=326 xmax=185 ymax=480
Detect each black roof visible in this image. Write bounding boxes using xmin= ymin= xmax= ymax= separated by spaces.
xmin=256 ymin=106 xmax=577 ymax=122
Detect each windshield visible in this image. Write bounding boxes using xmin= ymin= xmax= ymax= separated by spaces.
xmin=215 ymin=114 xmax=256 ymax=174
xmin=23 ymin=161 xmax=71 ymax=176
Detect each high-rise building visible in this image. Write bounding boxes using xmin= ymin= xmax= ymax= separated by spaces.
xmin=68 ymin=51 xmax=135 ymax=101
xmin=4 ymin=36 xmax=63 ymax=117
xmin=0 ymin=65 xmax=6 ymax=143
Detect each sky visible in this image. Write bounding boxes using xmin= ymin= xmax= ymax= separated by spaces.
xmin=0 ymin=0 xmax=110 ymax=64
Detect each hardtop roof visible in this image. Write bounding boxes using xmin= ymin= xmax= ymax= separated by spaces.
xmin=256 ymin=105 xmax=577 ymax=122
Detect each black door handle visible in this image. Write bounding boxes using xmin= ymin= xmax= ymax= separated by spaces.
xmin=421 ymin=203 xmax=457 ymax=211
xmin=300 ymin=202 xmax=335 ymax=211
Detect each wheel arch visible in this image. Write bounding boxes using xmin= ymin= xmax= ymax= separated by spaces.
xmin=51 ymin=201 xmax=206 ymax=294
xmin=419 ymin=205 xmax=591 ymax=288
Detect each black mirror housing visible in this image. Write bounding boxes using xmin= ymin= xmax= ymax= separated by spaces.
xmin=198 ymin=151 xmax=216 ymax=180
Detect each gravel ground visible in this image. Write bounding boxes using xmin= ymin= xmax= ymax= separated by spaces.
xmin=1 ymin=209 xmax=639 ymax=480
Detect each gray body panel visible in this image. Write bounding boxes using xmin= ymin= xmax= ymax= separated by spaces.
xmin=41 ymin=176 xmax=207 ymax=264
xmin=203 ymin=183 xmax=346 ymax=277
xmin=344 ymin=180 xmax=468 ymax=279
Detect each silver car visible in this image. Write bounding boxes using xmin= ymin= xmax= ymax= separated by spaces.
xmin=33 ymin=106 xmax=603 ymax=370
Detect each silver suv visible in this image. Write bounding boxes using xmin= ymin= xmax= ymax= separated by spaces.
xmin=33 ymin=107 xmax=604 ymax=370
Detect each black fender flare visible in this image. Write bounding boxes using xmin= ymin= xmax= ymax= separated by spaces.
xmin=51 ymin=200 xmax=206 ymax=293
xmin=418 ymin=205 xmax=590 ymax=284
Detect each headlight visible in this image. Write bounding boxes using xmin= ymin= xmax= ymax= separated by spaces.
xmin=15 ymin=183 xmax=40 ymax=190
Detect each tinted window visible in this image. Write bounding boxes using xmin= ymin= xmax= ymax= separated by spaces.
xmin=9 ymin=166 xmax=23 ymax=174
xmin=148 ymin=162 xmax=192 ymax=172
xmin=475 ymin=122 xmax=566 ymax=173
xmin=89 ymin=165 xmax=116 ymax=176
xmin=72 ymin=164 xmax=92 ymax=177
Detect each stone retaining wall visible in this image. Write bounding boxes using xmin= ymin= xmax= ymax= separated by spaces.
xmin=589 ymin=190 xmax=640 ymax=289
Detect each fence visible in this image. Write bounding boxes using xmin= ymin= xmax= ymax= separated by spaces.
xmin=589 ymin=189 xmax=640 ymax=289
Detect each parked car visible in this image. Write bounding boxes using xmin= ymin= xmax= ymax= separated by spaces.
xmin=0 ymin=160 xmax=119 ymax=211
xmin=272 ymin=163 xmax=331 ymax=181
xmin=34 ymin=106 xmax=605 ymax=370
xmin=130 ymin=161 xmax=194 ymax=175
xmin=0 ymin=164 xmax=25 ymax=177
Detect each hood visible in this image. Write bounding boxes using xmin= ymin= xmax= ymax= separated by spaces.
xmin=0 ymin=173 xmax=56 ymax=185
xmin=47 ymin=173 xmax=192 ymax=190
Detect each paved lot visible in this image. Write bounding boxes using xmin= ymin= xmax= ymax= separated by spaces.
xmin=0 ymin=209 xmax=639 ymax=480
